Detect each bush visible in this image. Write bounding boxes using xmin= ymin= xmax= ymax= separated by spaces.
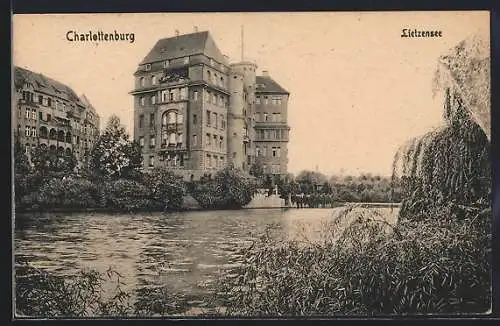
xmin=35 ymin=177 xmax=99 ymax=209
xmin=217 ymin=205 xmax=491 ymax=316
xmin=145 ymin=168 xmax=185 ymax=210
xmin=190 ymin=167 xmax=257 ymax=209
xmin=100 ymin=179 xmax=156 ymax=211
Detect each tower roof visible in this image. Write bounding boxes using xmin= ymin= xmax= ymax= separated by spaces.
xmin=255 ymin=75 xmax=289 ymax=94
xmin=139 ymin=31 xmax=228 ymax=66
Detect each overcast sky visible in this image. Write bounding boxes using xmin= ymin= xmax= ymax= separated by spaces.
xmin=13 ymin=11 xmax=489 ymax=176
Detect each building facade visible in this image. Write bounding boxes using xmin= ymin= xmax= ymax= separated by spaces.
xmin=13 ymin=67 xmax=100 ymax=166
xmin=131 ymin=30 xmax=290 ymax=179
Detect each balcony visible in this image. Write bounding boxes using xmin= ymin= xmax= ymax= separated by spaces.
xmin=159 ymin=143 xmax=186 ymax=152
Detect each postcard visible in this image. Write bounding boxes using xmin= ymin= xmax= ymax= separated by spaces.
xmin=12 ymin=11 xmax=491 ymax=318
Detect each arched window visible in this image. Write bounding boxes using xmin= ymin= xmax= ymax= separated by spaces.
xmin=66 ymin=132 xmax=72 ymax=143
xmin=58 ymin=130 xmax=65 ymax=142
xmin=151 ymin=75 xmax=157 ymax=85
xmin=49 ymin=128 xmax=57 ymax=140
xmin=139 ymin=77 xmax=145 ymax=87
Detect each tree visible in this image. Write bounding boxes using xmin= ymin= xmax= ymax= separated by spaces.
xmin=88 ymin=115 xmax=143 ymax=179
xmin=146 ymin=167 xmax=185 ymax=209
xmin=249 ymin=160 xmax=264 ymax=179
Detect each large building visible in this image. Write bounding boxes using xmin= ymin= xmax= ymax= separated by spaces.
xmin=131 ymin=30 xmax=290 ymax=179
xmin=12 ymin=67 xmax=100 ymax=166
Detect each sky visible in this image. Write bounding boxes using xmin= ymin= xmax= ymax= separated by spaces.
xmin=12 ymin=11 xmax=489 ymax=176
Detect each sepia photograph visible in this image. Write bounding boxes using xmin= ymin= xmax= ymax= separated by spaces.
xmin=12 ymin=11 xmax=491 ymax=318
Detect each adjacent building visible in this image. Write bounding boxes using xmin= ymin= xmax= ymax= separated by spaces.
xmin=13 ymin=66 xmax=100 ymax=166
xmin=131 ymin=30 xmax=290 ymax=180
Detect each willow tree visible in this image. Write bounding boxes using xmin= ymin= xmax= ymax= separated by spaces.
xmin=392 ymin=34 xmax=491 ymax=220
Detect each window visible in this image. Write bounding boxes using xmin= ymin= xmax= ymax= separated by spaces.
xmin=149 ymin=155 xmax=155 ymax=167
xmin=264 ymin=96 xmax=269 ymax=105
xmin=25 ymin=108 xmax=30 ymax=119
xmin=256 ymin=147 xmax=260 ymax=157
xmin=262 ymin=146 xmax=267 ymax=157
xmin=207 ymin=71 xmax=211 ymax=83
xmin=273 ymin=113 xmax=280 ymax=122
xmin=206 ymin=110 xmax=211 ymax=126
xmin=145 ymin=64 xmax=151 ymax=71
xmin=220 ymin=77 xmax=224 ymax=87
xmin=164 ymin=60 xmax=169 ymax=68
xmin=207 ymin=154 xmax=211 ymax=168
xmin=193 ymin=91 xmax=198 ymax=101
xmin=166 ymin=111 xmax=176 ymax=124
xmin=205 ymin=90 xmax=210 ymax=102
xmin=149 ymin=113 xmax=155 ymax=127
xmin=169 ymin=91 xmax=175 ymax=102
xmin=193 ymin=114 xmax=197 ymax=125
xmin=161 ymin=90 xmax=167 ymax=102
xmin=151 ymin=75 xmax=157 ymax=85
xmin=184 ymin=57 xmax=190 ymax=64
xmin=38 ymin=95 xmax=43 ymax=104
xmin=169 ymin=133 xmax=177 ymax=144
xmin=272 ymin=164 xmax=280 ymax=174
xmin=219 ymin=114 xmax=224 ymax=130
xmin=264 ymin=113 xmax=268 ymax=121
xmin=210 ymin=58 xmax=214 ymax=66
xmin=151 ymin=95 xmax=156 ymax=105
xmin=212 ymin=93 xmax=217 ymax=105
xmin=277 ymin=147 xmax=281 ymax=157
xmin=272 ymin=147 xmax=277 ymax=157
xmin=140 ymin=77 xmax=145 ymax=87
xmin=25 ymin=144 xmax=30 ymax=155
xmin=212 ymin=112 xmax=218 ymax=129
xmin=221 ymin=118 xmax=226 ymax=130
xmin=192 ymin=134 xmax=197 ymax=146
xmin=178 ymin=133 xmax=183 ymax=144
xmin=31 ymin=127 xmax=37 ymax=137
xmin=25 ymin=127 xmax=30 ymax=136
xmin=140 ymin=97 xmax=145 ymax=106
xmin=139 ymin=114 xmax=144 ymax=128
xmin=176 ymin=113 xmax=183 ymax=124
xmin=206 ymin=133 xmax=211 ymax=146
xmin=213 ymin=135 xmax=217 ymax=148
xmin=139 ymin=136 xmax=144 ymax=147
xmin=219 ymin=136 xmax=223 ymax=150
xmin=150 ymin=135 xmax=156 ymax=147
xmin=220 ymin=157 xmax=224 ymax=168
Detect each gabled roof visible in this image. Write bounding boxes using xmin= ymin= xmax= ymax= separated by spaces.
xmin=255 ymin=76 xmax=289 ymax=94
xmin=139 ymin=31 xmax=228 ymax=65
xmin=13 ymin=66 xmax=82 ymax=104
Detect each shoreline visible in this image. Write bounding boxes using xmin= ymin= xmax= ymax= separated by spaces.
xmin=14 ymin=202 xmax=402 ymax=214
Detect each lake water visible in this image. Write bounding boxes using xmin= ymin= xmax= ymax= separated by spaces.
xmin=14 ymin=207 xmax=398 ymax=313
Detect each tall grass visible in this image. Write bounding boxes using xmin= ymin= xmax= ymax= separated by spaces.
xmin=216 ymin=205 xmax=491 ymax=316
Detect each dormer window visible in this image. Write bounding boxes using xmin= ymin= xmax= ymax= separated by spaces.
xmin=164 ymin=60 xmax=170 ymax=68
xmin=184 ymin=57 xmax=190 ymax=65
xmin=210 ymin=58 xmax=214 ymax=66
xmin=145 ymin=64 xmax=152 ymax=71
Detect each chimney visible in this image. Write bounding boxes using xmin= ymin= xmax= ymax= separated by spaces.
xmin=194 ymin=26 xmax=198 ymax=32
xmin=262 ymin=70 xmax=269 ymax=77
xmin=175 ymin=29 xmax=180 ymax=36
